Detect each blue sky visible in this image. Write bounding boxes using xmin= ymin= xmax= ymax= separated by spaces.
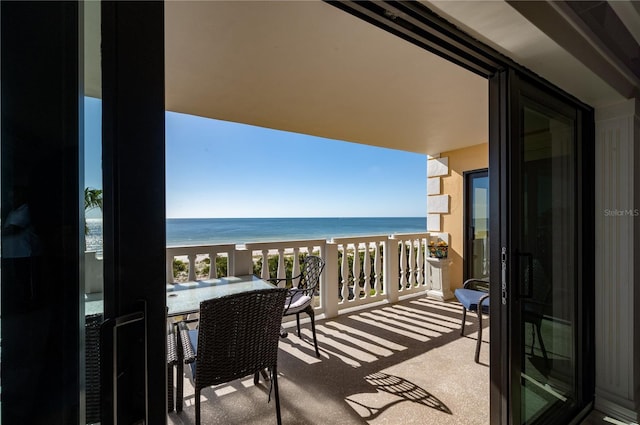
xmin=85 ymin=97 xmax=427 ymax=218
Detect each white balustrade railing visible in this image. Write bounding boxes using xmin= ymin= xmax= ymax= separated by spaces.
xmin=166 ymin=244 xmax=236 ymax=283
xmin=156 ymin=231 xmax=441 ymax=319
xmin=244 ymin=239 xmax=327 ymax=314
xmin=243 ymin=239 xmax=326 ymax=283
xmin=330 ymin=235 xmax=389 ymax=311
xmin=391 ymin=233 xmax=432 ymax=297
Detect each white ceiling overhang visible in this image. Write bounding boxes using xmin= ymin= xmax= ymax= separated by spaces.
xmin=88 ymin=1 xmax=639 ymax=156
xmin=164 ymin=0 xmax=488 ymax=156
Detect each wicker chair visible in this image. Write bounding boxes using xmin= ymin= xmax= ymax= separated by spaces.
xmin=269 ymin=255 xmax=325 ymax=357
xmin=86 ymin=312 xmax=180 ymax=418
xmin=176 ymin=288 xmax=287 ymax=425
xmin=85 ymin=313 xmax=103 ymax=424
xmin=166 ymin=321 xmax=178 ymax=413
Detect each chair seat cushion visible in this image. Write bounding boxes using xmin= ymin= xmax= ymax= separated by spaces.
xmin=454 ymin=288 xmax=490 ymax=313
xmin=284 ymin=294 xmax=312 ymax=314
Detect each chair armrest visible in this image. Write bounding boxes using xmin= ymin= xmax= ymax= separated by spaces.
xmin=286 ymin=286 xmax=309 ymax=296
xmin=167 ymin=328 xmax=178 ymax=366
xmin=176 ymin=321 xmax=196 ymax=364
xmin=267 ymin=273 xmax=303 ymax=286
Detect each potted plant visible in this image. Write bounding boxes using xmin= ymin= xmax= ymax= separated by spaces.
xmin=428 ymin=240 xmax=448 ymax=259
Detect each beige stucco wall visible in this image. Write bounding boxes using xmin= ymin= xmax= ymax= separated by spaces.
xmin=440 ymin=143 xmax=488 ymax=290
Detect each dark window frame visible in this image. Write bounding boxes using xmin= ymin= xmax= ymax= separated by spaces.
xmin=463 ymin=168 xmax=489 ymax=282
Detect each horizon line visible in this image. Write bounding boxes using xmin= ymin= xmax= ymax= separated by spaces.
xmin=88 ymin=216 xmax=427 ymax=220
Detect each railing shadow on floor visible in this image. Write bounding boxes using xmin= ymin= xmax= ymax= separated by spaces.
xmin=345 ymin=372 xmax=452 ymax=421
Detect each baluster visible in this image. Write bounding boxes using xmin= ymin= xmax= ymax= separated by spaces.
xmin=363 ymin=242 xmax=371 ymax=297
xmin=261 ymin=249 xmax=270 ymax=280
xmin=277 ymin=248 xmax=286 ymax=287
xmin=416 ymin=240 xmax=424 ymax=286
xmin=188 ymin=253 xmax=197 ymax=281
xmin=227 ymin=250 xmax=235 ymax=276
xmin=374 ymin=242 xmax=381 ymax=294
xmin=341 ymin=244 xmax=349 ymax=302
xmin=292 ymin=247 xmax=301 ymax=288
xmin=167 ymin=255 xmax=174 ymax=284
xmin=423 ymin=238 xmax=431 ymax=288
xmin=352 ymin=243 xmax=361 ymax=299
xmin=399 ymin=240 xmax=407 ymax=289
xmin=409 ymin=239 xmax=416 ymax=287
xmin=208 ymin=251 xmax=218 ymax=278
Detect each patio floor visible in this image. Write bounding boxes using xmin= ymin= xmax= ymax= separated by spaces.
xmin=167 ymin=294 xmax=490 ymax=425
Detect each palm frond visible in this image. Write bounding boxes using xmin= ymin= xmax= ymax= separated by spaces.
xmin=84 ymin=187 xmax=103 ymax=212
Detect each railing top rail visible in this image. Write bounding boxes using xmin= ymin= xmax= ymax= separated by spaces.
xmin=331 ymin=235 xmax=391 ymax=244
xmin=166 ymin=244 xmax=236 ymax=255
xmin=390 ymin=232 xmax=430 ymax=240
xmin=244 ymin=239 xmax=327 ymax=250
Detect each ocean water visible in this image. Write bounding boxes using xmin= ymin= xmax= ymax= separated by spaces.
xmin=86 ymin=217 xmax=427 ymax=251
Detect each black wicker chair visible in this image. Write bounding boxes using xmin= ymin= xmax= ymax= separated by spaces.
xmin=166 ymin=321 xmax=178 ymax=413
xmin=86 ymin=313 xmax=179 ymax=419
xmin=176 ymin=288 xmax=287 ymax=425
xmin=269 ymin=255 xmax=325 ymax=357
xmin=85 ymin=313 xmax=103 ymax=424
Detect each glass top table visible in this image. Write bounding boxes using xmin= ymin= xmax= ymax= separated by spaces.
xmin=85 ymin=275 xmax=275 ymax=317
xmin=166 ymin=275 xmax=275 ymax=316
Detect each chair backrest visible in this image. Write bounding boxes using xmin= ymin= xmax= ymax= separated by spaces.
xmin=194 ymin=288 xmax=287 ymax=391
xmin=298 ymin=255 xmax=325 ymax=293
xmin=463 ymin=277 xmax=490 ymax=292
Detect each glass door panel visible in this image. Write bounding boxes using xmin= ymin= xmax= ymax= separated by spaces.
xmin=518 ymin=101 xmax=577 ymax=424
xmin=83 ymin=2 xmax=103 ymax=424
xmin=465 ymin=169 xmax=489 ymax=280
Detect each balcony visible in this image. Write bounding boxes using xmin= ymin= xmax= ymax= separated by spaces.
xmin=84 ymin=231 xmax=489 ymax=423
xmin=154 ymin=232 xmax=489 ymax=424
xmin=166 ymin=290 xmax=490 ymax=425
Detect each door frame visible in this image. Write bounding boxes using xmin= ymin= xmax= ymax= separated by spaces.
xmin=101 ymin=2 xmax=166 ymax=423
xmin=0 ymin=2 xmax=594 ymax=423
xmin=1 ymin=3 xmax=82 ymax=422
xmin=97 ymin=2 xmax=594 ymax=423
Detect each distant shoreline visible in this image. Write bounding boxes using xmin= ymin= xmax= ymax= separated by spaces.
xmin=86 ymin=216 xmax=428 ymax=252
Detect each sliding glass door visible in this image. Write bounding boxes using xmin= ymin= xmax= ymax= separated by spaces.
xmin=491 ymin=69 xmax=594 ymax=425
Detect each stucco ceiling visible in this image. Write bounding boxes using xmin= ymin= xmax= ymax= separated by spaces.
xmin=87 ymin=1 xmax=638 ymax=156
xmin=164 ymin=1 xmax=488 ymax=156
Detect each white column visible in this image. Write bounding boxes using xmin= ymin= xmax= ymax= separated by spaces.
xmin=233 ymin=247 xmax=252 ymax=276
xmin=594 ymin=98 xmax=640 ymax=421
xmin=427 ymin=154 xmax=449 ymax=232
xmin=324 ymin=242 xmax=340 ymax=318
xmin=386 ymin=236 xmax=400 ymax=303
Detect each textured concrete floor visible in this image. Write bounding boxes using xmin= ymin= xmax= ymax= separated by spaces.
xmin=166 ymin=295 xmax=635 ymax=425
xmin=167 ymin=295 xmax=491 ymax=425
